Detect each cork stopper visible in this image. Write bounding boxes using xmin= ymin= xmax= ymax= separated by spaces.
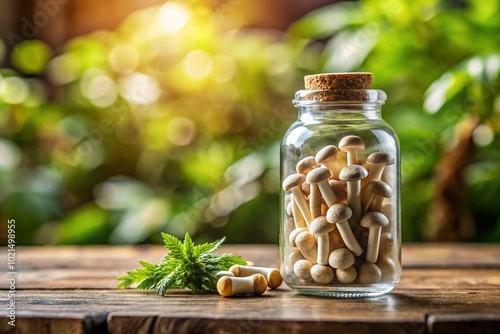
xmin=304 ymin=73 xmax=372 ymax=90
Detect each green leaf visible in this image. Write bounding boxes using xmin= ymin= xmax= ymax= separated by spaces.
xmin=117 ymin=233 xmax=246 ymax=294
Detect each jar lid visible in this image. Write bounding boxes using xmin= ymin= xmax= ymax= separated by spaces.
xmin=296 ymin=72 xmax=385 ymax=104
xmin=304 ymin=72 xmax=372 ymax=90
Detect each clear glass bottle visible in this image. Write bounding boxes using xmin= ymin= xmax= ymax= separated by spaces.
xmin=280 ymin=73 xmax=401 ymax=297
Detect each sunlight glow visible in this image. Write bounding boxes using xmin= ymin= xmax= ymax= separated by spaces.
xmin=158 ymin=2 xmax=190 ymax=34
xmin=183 ymin=49 xmax=212 ymax=79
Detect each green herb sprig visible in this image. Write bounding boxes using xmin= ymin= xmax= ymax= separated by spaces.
xmin=117 ymin=233 xmax=246 ymax=294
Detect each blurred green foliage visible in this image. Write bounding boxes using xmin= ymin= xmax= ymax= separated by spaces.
xmin=0 ymin=0 xmax=499 ymax=245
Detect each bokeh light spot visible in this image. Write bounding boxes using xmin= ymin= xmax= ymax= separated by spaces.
xmin=0 ymin=140 xmax=21 ymax=169
xmin=473 ymin=124 xmax=494 ymax=146
xmin=158 ymin=2 xmax=190 ymax=34
xmin=120 ymin=72 xmax=160 ymax=105
xmin=109 ymin=44 xmax=139 ymax=73
xmin=0 ymin=77 xmax=29 ymax=104
xmin=81 ymin=74 xmax=118 ymax=108
xmin=183 ymin=50 xmax=212 ymax=80
xmin=167 ymin=117 xmax=197 ymax=146
xmin=11 ymin=40 xmax=52 ymax=75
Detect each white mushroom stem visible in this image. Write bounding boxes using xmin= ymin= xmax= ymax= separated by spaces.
xmin=317 ymin=180 xmax=338 ymax=207
xmin=364 ymin=164 xmax=385 ymax=184
xmin=347 ymin=150 xmax=358 ymax=166
xmin=336 ymin=220 xmax=363 ymax=256
xmin=370 ymin=195 xmax=385 ymax=212
xmin=316 ymin=233 xmax=329 ymax=265
xmin=291 ymin=197 xmax=307 ymax=228
xmin=295 ymin=231 xmax=318 ymax=263
xmin=322 ymin=161 xmax=341 ymax=179
xmin=309 ymin=184 xmax=322 ymax=218
xmin=217 ymin=274 xmax=267 ymax=297
xmin=291 ymin=188 xmax=312 ymax=225
xmin=366 ymin=225 xmax=383 ymax=263
xmin=346 ymin=180 xmax=362 ymax=228
xmin=361 ymin=188 xmax=376 ymax=214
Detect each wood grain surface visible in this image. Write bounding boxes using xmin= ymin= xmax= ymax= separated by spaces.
xmin=1 ymin=244 xmax=499 ymax=333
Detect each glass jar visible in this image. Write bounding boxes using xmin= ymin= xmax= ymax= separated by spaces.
xmin=280 ymin=73 xmax=401 ymax=297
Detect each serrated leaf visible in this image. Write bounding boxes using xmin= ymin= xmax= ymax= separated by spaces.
xmin=117 ymin=233 xmax=246 ymax=294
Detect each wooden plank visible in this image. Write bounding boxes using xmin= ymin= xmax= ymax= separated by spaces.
xmin=0 ymin=314 xmax=107 ymax=334
xmin=427 ymin=312 xmax=500 ymax=334
xmin=152 ymin=317 xmax=422 ymax=334
xmin=403 ymin=243 xmax=500 ymax=268
xmin=107 ymin=313 xmax=156 ymax=334
xmin=2 ymin=289 xmax=500 ymax=331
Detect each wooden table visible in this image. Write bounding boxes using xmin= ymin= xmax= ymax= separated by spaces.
xmin=1 ymin=244 xmax=500 ymax=334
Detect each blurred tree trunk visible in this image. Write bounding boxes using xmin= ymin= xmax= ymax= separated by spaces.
xmin=427 ymin=116 xmax=478 ymax=241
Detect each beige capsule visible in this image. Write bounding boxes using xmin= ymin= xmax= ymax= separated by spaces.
xmin=217 ymin=274 xmax=268 ymax=297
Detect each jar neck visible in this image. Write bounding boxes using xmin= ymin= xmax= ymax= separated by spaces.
xmin=296 ymin=103 xmax=382 ymax=122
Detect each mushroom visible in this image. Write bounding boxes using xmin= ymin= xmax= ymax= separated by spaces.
xmin=339 ymin=165 xmax=368 ymax=228
xmin=283 ymin=174 xmax=312 ymax=225
xmin=288 ymin=227 xmax=308 ymax=247
xmin=358 ymin=262 xmax=382 ymax=284
xmin=336 ymin=266 xmax=357 ymax=284
xmin=329 ymin=180 xmax=348 ymax=202
xmin=360 ymin=211 xmax=389 ymax=263
xmin=309 ymin=183 xmax=322 ymax=218
xmin=379 ymin=232 xmax=395 ymax=259
xmin=328 ymin=248 xmax=355 ymax=269
xmin=306 ymin=167 xmax=338 ymax=207
xmin=326 ymin=203 xmax=363 ymax=256
xmin=339 ymin=135 xmax=365 ymax=166
xmin=287 ymin=248 xmax=304 ymax=272
xmin=368 ymin=183 xmax=393 ymax=212
xmin=363 ymin=152 xmax=394 ymax=185
xmin=296 ymin=156 xmax=318 ymax=174
xmin=310 ymin=264 xmax=334 ymax=284
xmin=229 ymin=265 xmax=283 ymax=289
xmin=290 ymin=197 xmax=307 ymax=228
xmin=376 ymin=256 xmax=398 ymax=282
xmin=360 ymin=180 xmax=391 ymax=214
xmin=294 ymin=259 xmax=314 ymax=280
xmin=217 ymin=274 xmax=268 ymax=297
xmin=315 ymin=145 xmax=340 ymax=179
xmin=295 ymin=231 xmax=318 ymax=263
xmin=301 ymin=182 xmax=311 ymax=196
xmin=309 ymin=216 xmax=336 ymax=265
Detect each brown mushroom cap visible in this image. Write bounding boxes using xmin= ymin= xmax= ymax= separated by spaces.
xmin=328 ymin=248 xmax=355 ymax=269
xmin=315 ymin=145 xmax=338 ymax=164
xmin=310 ymin=264 xmax=334 ymax=284
xmin=367 ymin=152 xmax=395 ymax=165
xmin=296 ymin=156 xmax=318 ymax=174
xmin=339 ymin=165 xmax=368 ymax=181
xmin=368 ymin=180 xmax=393 ymax=198
xmin=338 ymin=135 xmax=365 ymax=152
xmin=306 ymin=167 xmax=331 ymax=184
xmin=326 ymin=203 xmax=353 ymax=223
xmin=360 ymin=211 xmax=389 ymax=229
xmin=283 ymin=173 xmax=306 ymax=191
xmin=358 ymin=262 xmax=382 ymax=284
xmin=309 ymin=216 xmax=336 ymax=234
